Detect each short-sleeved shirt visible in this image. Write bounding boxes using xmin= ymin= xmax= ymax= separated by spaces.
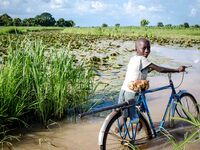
xmin=121 ymin=55 xmax=151 ymax=93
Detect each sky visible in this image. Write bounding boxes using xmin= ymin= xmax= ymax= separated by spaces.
xmin=0 ymin=0 xmax=200 ymax=27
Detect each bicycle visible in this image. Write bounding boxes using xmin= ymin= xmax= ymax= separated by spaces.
xmin=80 ymin=69 xmax=199 ymax=150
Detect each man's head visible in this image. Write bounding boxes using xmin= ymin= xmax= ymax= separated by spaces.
xmin=135 ymin=38 xmax=151 ymax=58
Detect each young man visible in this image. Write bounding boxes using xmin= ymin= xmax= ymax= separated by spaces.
xmin=118 ymin=38 xmax=185 ymax=125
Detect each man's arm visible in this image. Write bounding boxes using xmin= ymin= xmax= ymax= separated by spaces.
xmin=148 ymin=63 xmax=185 ymax=73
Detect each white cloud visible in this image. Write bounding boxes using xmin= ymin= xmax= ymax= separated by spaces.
xmin=50 ymin=0 xmax=71 ymax=9
xmin=190 ymin=8 xmax=197 ymax=17
xmin=123 ymin=0 xmax=163 ymax=16
xmin=0 ymin=0 xmax=10 ymax=8
xmin=149 ymin=6 xmax=163 ymax=12
xmin=138 ymin=5 xmax=146 ymax=11
xmin=91 ymin=1 xmax=106 ymax=11
xmin=26 ymin=7 xmax=34 ymax=13
xmin=123 ymin=0 xmax=135 ymax=14
xmin=75 ymin=0 xmax=106 ymax=14
xmin=50 ymin=0 xmax=65 ymax=9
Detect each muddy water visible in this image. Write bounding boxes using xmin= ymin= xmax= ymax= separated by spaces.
xmin=9 ymin=41 xmax=200 ymax=150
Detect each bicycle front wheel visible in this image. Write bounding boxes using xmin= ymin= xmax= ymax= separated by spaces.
xmin=175 ymin=93 xmax=199 ymax=119
xmin=100 ymin=111 xmax=152 ymax=150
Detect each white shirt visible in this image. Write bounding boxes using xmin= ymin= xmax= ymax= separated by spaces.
xmin=121 ymin=55 xmax=151 ymax=93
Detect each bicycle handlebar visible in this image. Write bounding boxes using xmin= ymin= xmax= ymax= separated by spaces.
xmin=167 ymin=65 xmax=192 ymax=80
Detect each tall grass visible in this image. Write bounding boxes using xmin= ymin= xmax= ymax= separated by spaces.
xmin=0 ymin=39 xmax=95 ymax=143
xmin=62 ymin=27 xmax=200 ymax=40
xmin=0 ymin=26 xmax=64 ymax=35
xmin=162 ymin=103 xmax=200 ymax=149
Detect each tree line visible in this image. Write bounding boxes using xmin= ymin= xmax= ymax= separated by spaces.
xmin=0 ymin=12 xmax=75 ymax=27
xmin=102 ymin=19 xmax=200 ymax=28
xmin=139 ymin=19 xmax=199 ymax=28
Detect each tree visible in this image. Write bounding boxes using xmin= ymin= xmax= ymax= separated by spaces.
xmin=115 ymin=23 xmax=120 ymax=27
xmin=140 ymin=19 xmax=149 ymax=27
xmin=0 ymin=13 xmax=12 ymax=26
xmin=157 ymin=22 xmax=164 ymax=27
xmin=22 ymin=18 xmax=36 ymax=26
xmin=56 ymin=18 xmax=65 ymax=27
xmin=65 ymin=20 xmax=75 ymax=27
xmin=13 ymin=18 xmax=22 ymax=26
xmin=194 ymin=24 xmax=200 ymax=28
xmin=183 ymin=22 xmax=189 ymax=28
xmin=102 ymin=23 xmax=108 ymax=27
xmin=165 ymin=24 xmax=172 ymax=27
xmin=35 ymin=12 xmax=56 ymax=26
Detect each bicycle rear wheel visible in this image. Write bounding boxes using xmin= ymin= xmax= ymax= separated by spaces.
xmin=100 ymin=111 xmax=152 ymax=150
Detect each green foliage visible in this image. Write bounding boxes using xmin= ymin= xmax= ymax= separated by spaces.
xmin=165 ymin=24 xmax=172 ymax=27
xmin=0 ymin=27 xmax=24 ymax=35
xmin=0 ymin=14 xmax=12 ymax=26
xmin=0 ymin=39 xmax=95 ymax=140
xmin=140 ymin=19 xmax=150 ymax=27
xmin=13 ymin=18 xmax=22 ymax=26
xmin=65 ymin=20 xmax=76 ymax=27
xmin=35 ymin=12 xmax=56 ymax=26
xmin=0 ymin=13 xmax=76 ymax=27
xmin=115 ymin=24 xmax=120 ymax=27
xmin=157 ymin=22 xmax=164 ymax=27
xmin=22 ymin=18 xmax=36 ymax=26
xmin=62 ymin=26 xmax=200 ymax=48
xmin=56 ymin=18 xmax=65 ymax=27
xmin=102 ymin=23 xmax=108 ymax=27
xmin=162 ymin=103 xmax=200 ymax=149
xmin=183 ymin=22 xmax=190 ymax=28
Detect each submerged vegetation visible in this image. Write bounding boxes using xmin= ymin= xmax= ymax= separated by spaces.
xmin=0 ymin=26 xmax=200 ymax=148
xmin=0 ymin=26 xmax=200 ymax=51
xmin=62 ymin=27 xmax=200 ymax=48
xmin=0 ymin=39 xmax=95 ymax=146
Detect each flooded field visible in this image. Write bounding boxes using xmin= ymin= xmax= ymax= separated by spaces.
xmin=5 ymin=40 xmax=200 ymax=150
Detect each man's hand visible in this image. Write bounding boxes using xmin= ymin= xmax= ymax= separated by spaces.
xmin=177 ymin=66 xmax=186 ymax=72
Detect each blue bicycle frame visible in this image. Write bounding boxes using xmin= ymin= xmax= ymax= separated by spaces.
xmin=136 ymin=77 xmax=182 ymax=137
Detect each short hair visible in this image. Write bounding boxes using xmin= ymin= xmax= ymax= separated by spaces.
xmin=135 ymin=38 xmax=150 ymax=50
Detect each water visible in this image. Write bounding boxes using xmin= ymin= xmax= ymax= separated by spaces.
xmin=6 ymin=41 xmax=200 ymax=150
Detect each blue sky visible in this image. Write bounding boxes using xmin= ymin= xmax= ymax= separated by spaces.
xmin=0 ymin=0 xmax=200 ymax=26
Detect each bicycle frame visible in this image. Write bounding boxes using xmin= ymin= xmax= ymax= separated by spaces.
xmin=137 ymin=77 xmax=180 ymax=137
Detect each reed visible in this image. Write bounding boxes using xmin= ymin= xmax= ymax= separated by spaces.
xmin=0 ymin=39 xmax=95 ymax=143
xmin=162 ymin=103 xmax=200 ymax=149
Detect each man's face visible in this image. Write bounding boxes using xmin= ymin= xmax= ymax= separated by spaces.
xmin=136 ymin=41 xmax=151 ymax=58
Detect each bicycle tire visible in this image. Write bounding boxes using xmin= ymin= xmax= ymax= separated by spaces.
xmin=100 ymin=111 xmax=152 ymax=150
xmin=175 ymin=93 xmax=199 ymax=119
xmin=170 ymin=93 xmax=199 ymax=127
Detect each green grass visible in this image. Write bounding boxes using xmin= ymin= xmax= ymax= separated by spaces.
xmin=0 ymin=39 xmax=95 ymax=146
xmin=62 ymin=26 xmax=200 ymax=39
xmin=62 ymin=27 xmax=200 ymax=47
xmin=162 ymin=103 xmax=200 ymax=149
xmin=0 ymin=26 xmax=64 ymax=35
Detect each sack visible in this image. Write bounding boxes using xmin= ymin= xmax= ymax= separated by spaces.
xmin=128 ymin=80 xmax=149 ymax=92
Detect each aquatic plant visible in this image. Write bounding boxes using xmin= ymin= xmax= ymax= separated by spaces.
xmin=0 ymin=39 xmax=95 ymax=145
xmin=162 ymin=103 xmax=200 ymax=149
